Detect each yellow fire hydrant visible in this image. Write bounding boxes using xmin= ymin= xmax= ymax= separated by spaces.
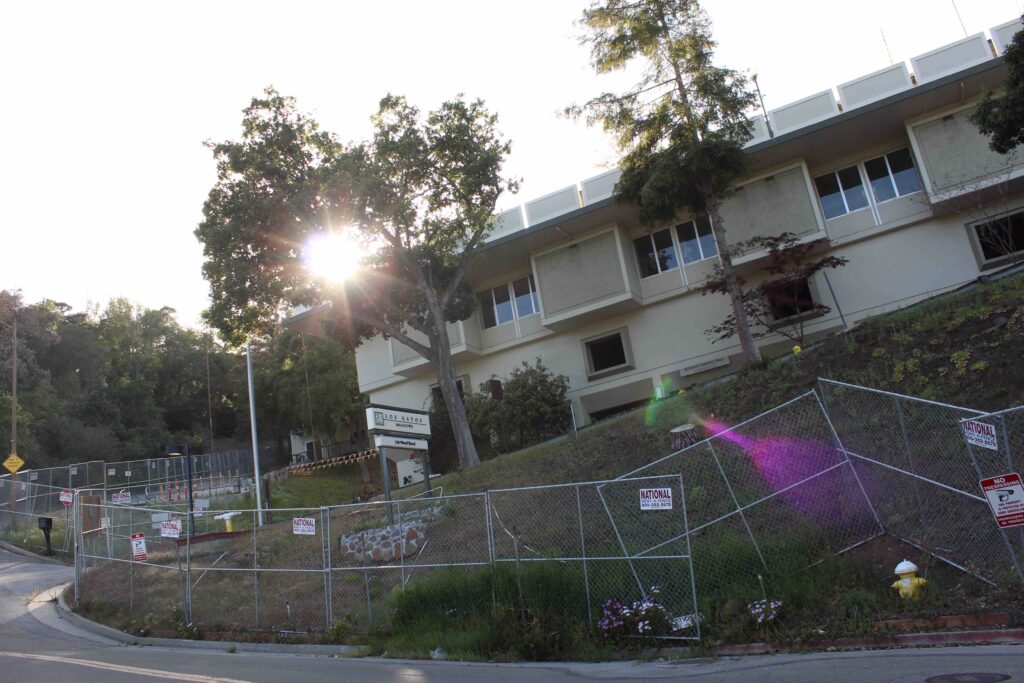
xmin=891 ymin=559 xmax=927 ymax=599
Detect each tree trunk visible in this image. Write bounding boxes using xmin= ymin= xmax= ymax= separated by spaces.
xmin=427 ymin=325 xmax=481 ymax=470
xmin=703 ymin=183 xmax=761 ymax=364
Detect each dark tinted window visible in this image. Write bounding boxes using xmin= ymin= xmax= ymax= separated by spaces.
xmin=975 ymin=212 xmax=1024 ymax=261
xmin=767 ymin=279 xmax=815 ymax=320
xmin=587 ymin=333 xmax=627 ymax=372
xmin=479 ymin=291 xmax=496 ymax=328
xmin=633 ymin=235 xmax=659 ymax=278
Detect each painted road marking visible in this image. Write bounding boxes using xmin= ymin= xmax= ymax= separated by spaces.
xmin=0 ymin=651 xmax=252 ymax=682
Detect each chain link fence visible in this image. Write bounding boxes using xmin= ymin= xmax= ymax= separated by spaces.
xmin=67 ymin=379 xmax=1024 ymax=641
xmin=614 ymin=391 xmax=883 ymax=609
xmin=819 ymin=378 xmax=1024 ymax=586
xmin=74 ymin=474 xmax=699 ymax=639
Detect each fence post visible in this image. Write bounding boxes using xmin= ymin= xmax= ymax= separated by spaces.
xmin=708 ymin=441 xmax=767 ymax=570
xmin=484 ymin=491 xmax=497 ymax=609
xmin=253 ymin=510 xmax=259 ymax=629
xmin=894 ymin=397 xmax=930 ymax=535
xmin=73 ymin=493 xmax=81 ymax=604
xmin=677 ymin=473 xmax=701 ymax=641
xmin=185 ymin=515 xmax=193 ymax=624
xmin=574 ymin=485 xmax=592 ymax=623
xmin=396 ymin=498 xmax=405 ymax=593
xmin=321 ymin=507 xmax=331 ymax=629
xmin=814 ymin=390 xmax=884 ymax=532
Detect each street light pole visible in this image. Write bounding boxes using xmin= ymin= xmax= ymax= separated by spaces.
xmin=9 ymin=316 xmax=15 ymax=460
xmin=246 ymin=343 xmax=265 ymax=526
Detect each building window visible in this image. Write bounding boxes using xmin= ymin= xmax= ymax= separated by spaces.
xmin=863 ymin=148 xmax=922 ymax=203
xmin=582 ymin=328 xmax=634 ymax=379
xmin=814 ymin=165 xmax=869 ymax=220
xmin=676 ymin=216 xmax=718 ymax=264
xmin=431 ymin=377 xmax=466 ymax=409
xmin=766 ymin=279 xmax=816 ymax=320
xmin=511 ymin=275 xmax=540 ymax=318
xmin=973 ymin=209 xmax=1024 ymax=265
xmin=479 ymin=276 xmax=540 ymax=329
xmin=815 ymin=148 xmax=923 ymax=222
xmin=633 ymin=228 xmax=678 ymax=278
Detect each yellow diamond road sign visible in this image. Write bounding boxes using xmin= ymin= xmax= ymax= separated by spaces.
xmin=4 ymin=453 xmax=24 ymax=474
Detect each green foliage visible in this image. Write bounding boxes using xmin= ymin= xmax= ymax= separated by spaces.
xmin=386 ymin=564 xmax=608 ymax=660
xmin=197 ymin=87 xmax=519 ymax=470
xmin=0 ymin=289 xmax=359 ymax=466
xmin=464 ymin=359 xmax=572 ymax=458
xmin=970 ymin=16 xmax=1024 ymax=153
xmin=571 ymin=0 xmax=761 ymax=363
xmin=701 ymin=233 xmax=849 ymax=346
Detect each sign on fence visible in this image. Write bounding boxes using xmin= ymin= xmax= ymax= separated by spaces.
xmin=3 ymin=453 xmax=24 ymax=474
xmin=59 ymin=489 xmax=73 ymax=506
xmin=130 ymin=533 xmax=148 ymax=562
xmin=963 ymin=420 xmax=998 ymax=450
xmin=292 ymin=517 xmax=316 ymax=535
xmin=980 ymin=473 xmax=1024 ymax=529
xmin=111 ymin=491 xmax=131 ymax=505
xmin=160 ymin=519 xmax=182 ymax=539
xmin=639 ymin=487 xmax=673 ymax=510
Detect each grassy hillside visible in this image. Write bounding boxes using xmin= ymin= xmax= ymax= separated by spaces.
xmin=276 ymin=271 xmax=1024 ymax=503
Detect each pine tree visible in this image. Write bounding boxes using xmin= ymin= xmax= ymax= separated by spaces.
xmin=571 ymin=0 xmax=761 ymax=362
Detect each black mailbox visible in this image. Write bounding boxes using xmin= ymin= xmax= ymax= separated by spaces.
xmin=38 ymin=517 xmax=52 ymax=531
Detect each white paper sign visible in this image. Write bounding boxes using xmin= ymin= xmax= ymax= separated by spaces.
xmin=160 ymin=519 xmax=182 ymax=539
xmin=963 ymin=420 xmax=998 ymax=450
xmin=111 ymin=491 xmax=131 ymax=505
xmin=640 ymin=487 xmax=673 ymax=510
xmin=292 ymin=517 xmax=317 ymax=535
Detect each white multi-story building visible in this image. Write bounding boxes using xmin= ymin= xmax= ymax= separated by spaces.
xmin=289 ymin=20 xmax=1024 ymax=427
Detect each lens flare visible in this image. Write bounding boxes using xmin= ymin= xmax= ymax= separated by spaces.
xmin=304 ymin=233 xmax=362 ymax=284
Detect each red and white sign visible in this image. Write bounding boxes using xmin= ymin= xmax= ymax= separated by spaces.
xmin=292 ymin=517 xmax=317 ymax=535
xmin=640 ymin=487 xmax=673 ymax=510
xmin=980 ymin=473 xmax=1024 ymax=529
xmin=963 ymin=420 xmax=998 ymax=450
xmin=130 ymin=533 xmax=148 ymax=562
xmin=160 ymin=519 xmax=182 ymax=539
xmin=59 ymin=489 xmax=74 ymax=506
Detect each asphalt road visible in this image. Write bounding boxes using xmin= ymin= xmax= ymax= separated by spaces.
xmin=1 ymin=546 xmax=1022 ymax=682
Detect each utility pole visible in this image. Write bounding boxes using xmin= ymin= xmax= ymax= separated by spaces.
xmin=8 ymin=317 xmax=16 ymax=529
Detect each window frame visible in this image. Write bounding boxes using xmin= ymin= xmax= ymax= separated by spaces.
xmin=581 ymin=327 xmax=634 ymax=380
xmin=479 ymin=275 xmax=542 ymax=331
xmin=814 ymin=146 xmax=924 ymax=224
xmin=968 ymin=206 xmax=1024 ymax=270
xmin=632 ymin=227 xmax=680 ymax=279
xmin=863 ymin=148 xmax=923 ymax=205
xmin=675 ymin=215 xmax=719 ymax=265
xmin=813 ymin=164 xmax=870 ymax=221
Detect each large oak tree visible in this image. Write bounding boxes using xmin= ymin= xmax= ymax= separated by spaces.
xmin=196 ymin=89 xmax=517 ymax=470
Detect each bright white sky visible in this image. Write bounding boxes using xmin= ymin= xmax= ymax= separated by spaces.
xmin=1 ymin=0 xmax=1020 ymax=327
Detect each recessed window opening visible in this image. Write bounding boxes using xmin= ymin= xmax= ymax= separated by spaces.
xmin=974 ymin=210 xmax=1024 ymax=264
xmin=814 ymin=147 xmax=923 ymax=222
xmin=583 ymin=328 xmax=634 ymax=379
xmin=767 ymin=279 xmax=816 ymax=320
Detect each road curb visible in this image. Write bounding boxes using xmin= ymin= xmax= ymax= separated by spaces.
xmin=54 ymin=587 xmax=365 ymax=656
xmin=0 ymin=539 xmax=70 ymax=566
xmin=707 ymin=628 xmax=1024 ymax=656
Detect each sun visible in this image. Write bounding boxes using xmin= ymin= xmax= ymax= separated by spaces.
xmin=304 ymin=233 xmax=363 ymax=284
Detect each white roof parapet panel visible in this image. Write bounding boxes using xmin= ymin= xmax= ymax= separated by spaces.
xmin=524 ymin=184 xmax=582 ymax=226
xmin=991 ymin=17 xmax=1022 ymax=55
xmin=837 ymin=62 xmax=913 ymax=110
xmin=745 ymin=114 xmax=771 ymax=146
xmin=910 ymin=33 xmax=991 ymax=84
xmin=768 ymin=89 xmax=839 ymax=136
xmin=486 ymin=205 xmax=526 ymax=242
xmin=580 ymin=168 xmax=622 ymax=205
